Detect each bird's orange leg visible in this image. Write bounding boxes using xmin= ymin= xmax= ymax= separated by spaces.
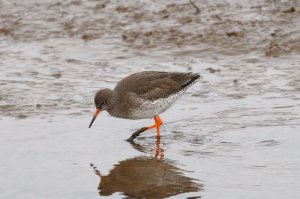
xmin=127 ymin=115 xmax=164 ymax=141
xmin=146 ymin=115 xmax=163 ymax=138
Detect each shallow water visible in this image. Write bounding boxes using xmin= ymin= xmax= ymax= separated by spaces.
xmin=1 ymin=0 xmax=300 ymax=198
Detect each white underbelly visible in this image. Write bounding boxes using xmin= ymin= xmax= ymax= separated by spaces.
xmin=129 ymin=92 xmax=183 ymax=119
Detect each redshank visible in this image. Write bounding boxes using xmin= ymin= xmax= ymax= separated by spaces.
xmin=89 ymin=71 xmax=201 ymax=140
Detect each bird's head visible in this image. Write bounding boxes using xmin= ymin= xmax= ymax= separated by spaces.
xmin=89 ymin=89 xmax=114 ymax=128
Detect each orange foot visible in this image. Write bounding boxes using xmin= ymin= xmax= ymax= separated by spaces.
xmin=146 ymin=115 xmax=163 ymax=138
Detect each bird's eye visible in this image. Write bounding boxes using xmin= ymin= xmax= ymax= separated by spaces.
xmin=103 ymin=99 xmax=107 ymax=105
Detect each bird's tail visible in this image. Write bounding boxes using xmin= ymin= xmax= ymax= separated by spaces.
xmin=181 ymin=73 xmax=202 ymax=89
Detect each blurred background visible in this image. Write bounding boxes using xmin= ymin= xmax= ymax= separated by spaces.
xmin=1 ymin=0 xmax=300 ymax=198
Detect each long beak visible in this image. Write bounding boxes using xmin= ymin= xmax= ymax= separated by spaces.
xmin=89 ymin=109 xmax=101 ymax=128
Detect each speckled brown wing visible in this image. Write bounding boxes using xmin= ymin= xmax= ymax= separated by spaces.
xmin=114 ymin=71 xmax=196 ymax=100
xmin=138 ymin=77 xmax=182 ymax=100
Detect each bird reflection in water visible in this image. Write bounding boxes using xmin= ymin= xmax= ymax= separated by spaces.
xmin=129 ymin=137 xmax=165 ymax=160
xmin=90 ymin=138 xmax=203 ymax=198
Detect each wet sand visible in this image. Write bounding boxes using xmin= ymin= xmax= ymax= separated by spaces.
xmin=1 ymin=0 xmax=300 ymax=198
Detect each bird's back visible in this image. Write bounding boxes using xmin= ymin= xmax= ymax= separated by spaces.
xmin=114 ymin=71 xmax=199 ymax=100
